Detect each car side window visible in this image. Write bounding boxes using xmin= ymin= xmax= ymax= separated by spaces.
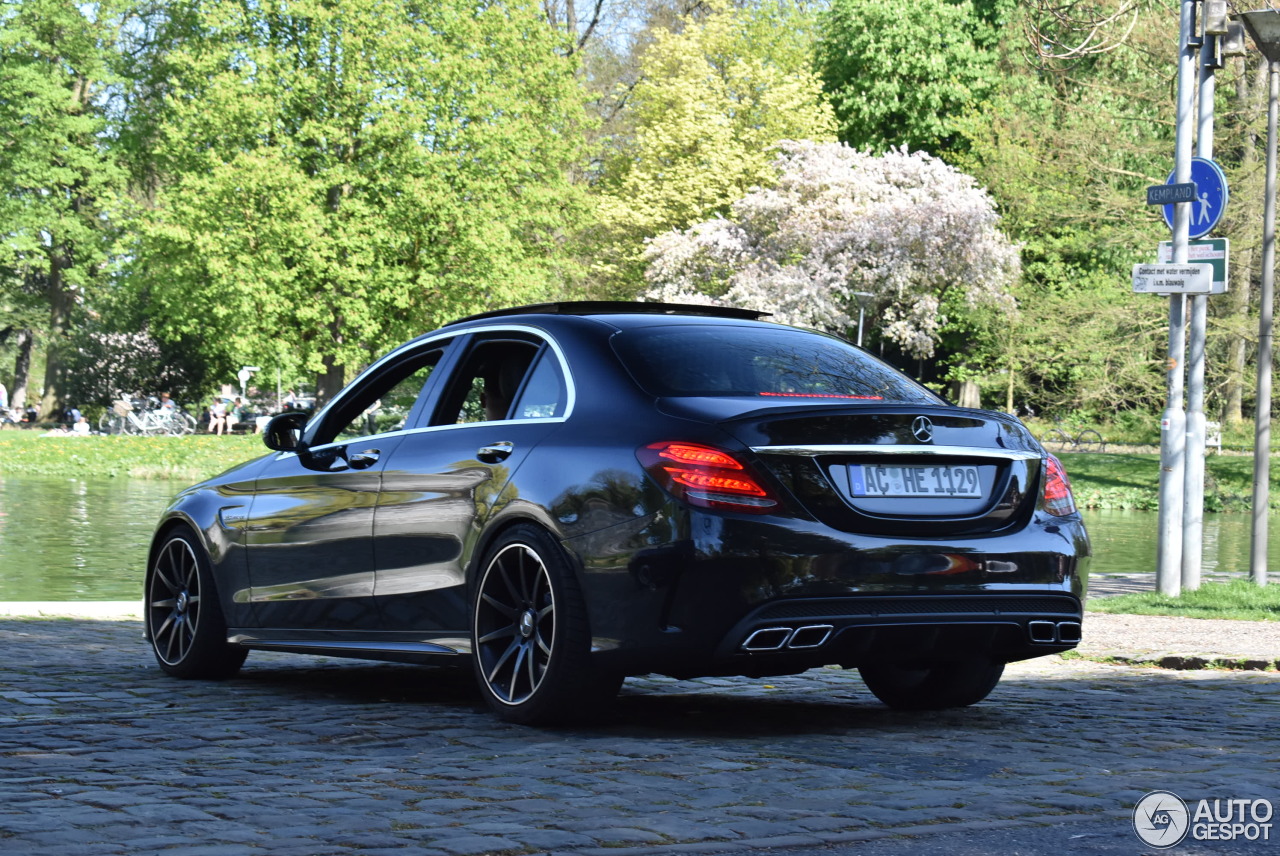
xmin=315 ymin=347 xmax=444 ymax=445
xmin=435 ymin=338 xmax=542 ymax=425
xmin=511 ymin=351 xmax=565 ymax=419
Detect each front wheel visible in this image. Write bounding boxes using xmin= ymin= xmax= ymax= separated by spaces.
xmin=858 ymin=658 xmax=1004 ymax=710
xmin=471 ymin=525 xmax=621 ymax=725
xmin=145 ymin=526 xmax=247 ymax=679
xmin=1075 ymin=429 xmax=1105 ymax=453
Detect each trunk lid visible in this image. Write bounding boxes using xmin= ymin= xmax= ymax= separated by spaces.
xmin=718 ymin=404 xmax=1044 ymax=536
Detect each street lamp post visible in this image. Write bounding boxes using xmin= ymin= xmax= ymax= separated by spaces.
xmin=853 ymin=292 xmax=873 ymax=347
xmin=1241 ymin=10 xmax=1280 ymax=588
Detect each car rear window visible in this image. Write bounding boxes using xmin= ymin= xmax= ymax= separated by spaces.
xmin=612 ymin=324 xmax=943 ymax=404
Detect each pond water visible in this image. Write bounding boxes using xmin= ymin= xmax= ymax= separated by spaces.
xmin=0 ymin=476 xmax=178 ymax=601
xmin=0 ymin=475 xmax=1276 ymax=601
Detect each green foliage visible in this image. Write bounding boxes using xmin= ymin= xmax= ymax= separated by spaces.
xmin=124 ymin=0 xmax=591 ymax=382
xmin=0 ymin=0 xmax=126 ymax=414
xmin=590 ymin=0 xmax=835 ymax=296
xmin=815 ymin=0 xmax=998 ymax=155
xmin=942 ymin=3 xmax=1177 ymax=415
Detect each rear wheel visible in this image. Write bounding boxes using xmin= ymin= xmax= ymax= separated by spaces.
xmin=145 ymin=526 xmax=247 ymax=679
xmin=471 ymin=524 xmax=621 ymax=725
xmin=1040 ymin=429 xmax=1071 ymax=452
xmin=858 ymin=658 xmax=1004 ymax=710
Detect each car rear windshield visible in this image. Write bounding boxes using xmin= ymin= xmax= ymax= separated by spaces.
xmin=612 ymin=324 xmax=943 ymax=404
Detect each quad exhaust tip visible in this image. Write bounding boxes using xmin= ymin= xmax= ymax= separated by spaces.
xmin=741 ymin=625 xmax=833 ymax=652
xmin=1029 ymin=620 xmax=1081 ymax=644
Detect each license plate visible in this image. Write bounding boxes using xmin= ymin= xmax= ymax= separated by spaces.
xmin=849 ymin=464 xmax=982 ymax=498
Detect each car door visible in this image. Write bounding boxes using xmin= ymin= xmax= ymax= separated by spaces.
xmin=242 ymin=342 xmax=450 ymax=630
xmin=372 ymin=330 xmax=572 ymax=635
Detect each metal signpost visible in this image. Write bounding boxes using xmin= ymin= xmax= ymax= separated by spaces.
xmin=1142 ymin=3 xmax=1242 ymax=598
xmin=1151 ymin=0 xmax=1199 ymax=598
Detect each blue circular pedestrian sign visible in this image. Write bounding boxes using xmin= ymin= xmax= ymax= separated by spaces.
xmin=1162 ymin=157 xmax=1228 ymax=239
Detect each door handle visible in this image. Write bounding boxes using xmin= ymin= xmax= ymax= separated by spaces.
xmin=348 ymin=449 xmax=380 ymax=469
xmin=477 ymin=441 xmax=514 ymax=463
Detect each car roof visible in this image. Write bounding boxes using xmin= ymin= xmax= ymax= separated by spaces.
xmin=444 ymin=301 xmax=770 ymax=327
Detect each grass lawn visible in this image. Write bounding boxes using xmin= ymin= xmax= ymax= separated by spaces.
xmin=1058 ymin=451 xmax=1280 ymax=512
xmin=0 ymin=429 xmax=264 ymax=481
xmin=1089 ymin=579 xmax=1280 ymax=622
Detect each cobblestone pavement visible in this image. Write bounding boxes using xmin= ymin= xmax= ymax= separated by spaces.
xmin=1 ymin=616 xmax=1278 ymax=856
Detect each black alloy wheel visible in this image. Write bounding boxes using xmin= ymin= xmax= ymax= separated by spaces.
xmin=471 ymin=525 xmax=621 ymax=725
xmin=145 ymin=527 xmax=247 ymax=679
xmin=857 ymin=658 xmax=1005 ymax=710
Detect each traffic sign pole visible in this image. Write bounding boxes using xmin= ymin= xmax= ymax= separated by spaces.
xmin=1184 ymin=31 xmax=1218 ymax=594
xmin=1157 ymin=0 xmax=1197 ymax=599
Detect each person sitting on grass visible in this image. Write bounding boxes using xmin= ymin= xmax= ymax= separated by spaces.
xmin=209 ymin=398 xmax=229 ymax=435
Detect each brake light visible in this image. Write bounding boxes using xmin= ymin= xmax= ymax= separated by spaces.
xmin=638 ymin=441 xmax=779 ymax=514
xmin=758 ymin=392 xmax=884 ymax=400
xmin=1043 ymin=454 xmax=1077 ymax=516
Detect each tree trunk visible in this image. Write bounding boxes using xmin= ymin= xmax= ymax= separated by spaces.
xmin=38 ymin=258 xmax=75 ymax=421
xmin=955 ymin=379 xmax=981 ymax=409
xmin=10 ymin=328 xmax=34 ymax=411
xmin=316 ymin=353 xmax=346 ymax=408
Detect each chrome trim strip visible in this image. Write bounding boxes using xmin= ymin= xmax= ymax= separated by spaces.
xmin=230 ymin=637 xmax=460 ymax=656
xmin=751 ymin=444 xmax=1041 ymax=460
xmin=305 ymin=322 xmax=577 ymax=453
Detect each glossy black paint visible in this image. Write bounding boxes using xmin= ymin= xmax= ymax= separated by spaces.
xmin=148 ymin=305 xmax=1090 ymax=690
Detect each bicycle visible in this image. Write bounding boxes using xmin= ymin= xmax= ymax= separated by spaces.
xmin=99 ymin=398 xmax=196 ymax=436
xmin=1040 ymin=419 xmax=1106 ymax=453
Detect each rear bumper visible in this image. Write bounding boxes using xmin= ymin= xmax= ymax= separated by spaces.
xmin=570 ymin=507 xmax=1090 ymax=678
xmin=712 ymin=592 xmax=1083 ymax=676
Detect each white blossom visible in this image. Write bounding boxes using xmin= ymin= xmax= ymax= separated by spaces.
xmin=642 ymin=141 xmax=1019 ymax=357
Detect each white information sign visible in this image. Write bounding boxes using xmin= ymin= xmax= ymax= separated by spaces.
xmin=1132 ymin=264 xmax=1214 ymax=294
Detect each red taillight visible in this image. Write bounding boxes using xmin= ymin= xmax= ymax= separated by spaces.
xmin=1043 ymin=454 xmax=1077 ymax=516
xmin=638 ymin=441 xmax=779 ymax=514
xmin=758 ymin=392 xmax=884 ymax=400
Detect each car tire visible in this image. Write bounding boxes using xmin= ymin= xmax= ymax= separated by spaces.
xmin=471 ymin=524 xmax=622 ymax=725
xmin=145 ymin=526 xmax=247 ymax=680
xmin=857 ymin=658 xmax=1004 ymax=710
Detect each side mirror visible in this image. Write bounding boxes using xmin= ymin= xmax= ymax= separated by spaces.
xmin=263 ymin=411 xmax=309 ymax=453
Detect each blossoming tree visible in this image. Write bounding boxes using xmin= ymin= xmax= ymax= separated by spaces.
xmin=642 ymin=141 xmax=1019 ymax=357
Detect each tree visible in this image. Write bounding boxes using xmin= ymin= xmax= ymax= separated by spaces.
xmin=590 ymin=0 xmax=836 ymax=295
xmin=60 ymin=326 xmax=207 ymax=411
xmin=643 ymin=141 xmax=1019 ymax=357
xmin=948 ymin=1 xmax=1256 ymax=418
xmin=815 ymin=0 xmax=1000 ymax=155
xmin=0 ymin=0 xmax=125 ymax=419
xmin=125 ymin=0 xmax=591 ymax=403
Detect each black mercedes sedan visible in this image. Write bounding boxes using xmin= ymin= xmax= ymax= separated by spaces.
xmin=145 ymin=302 xmax=1090 ymax=724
